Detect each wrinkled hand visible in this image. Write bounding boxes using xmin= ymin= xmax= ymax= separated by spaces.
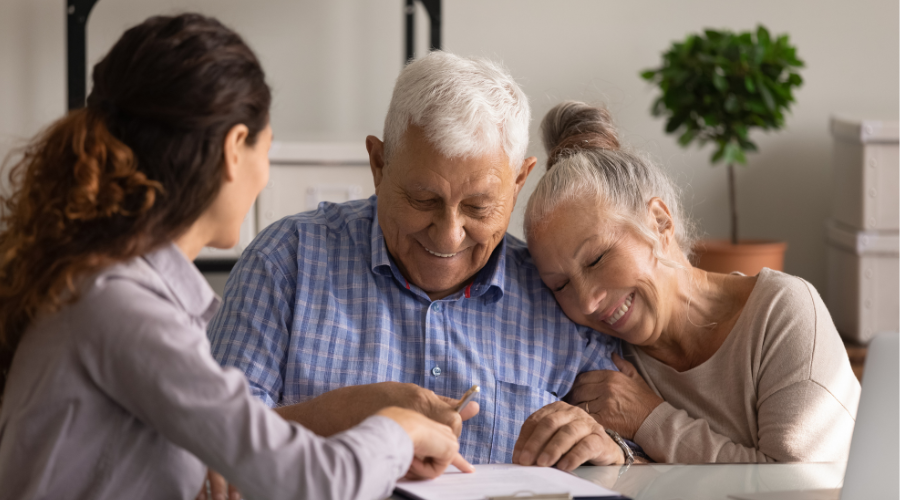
xmin=512 ymin=401 xmax=624 ymax=471
xmin=377 ymin=406 xmax=474 ymax=480
xmin=279 ymin=381 xmax=480 ymax=437
xmin=566 ymin=353 xmax=663 ymax=439
xmin=195 ymin=469 xmax=240 ymax=500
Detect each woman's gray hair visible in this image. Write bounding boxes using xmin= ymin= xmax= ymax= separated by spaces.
xmin=525 ymin=101 xmax=698 ymax=264
xmin=382 ymin=51 xmax=531 ymax=172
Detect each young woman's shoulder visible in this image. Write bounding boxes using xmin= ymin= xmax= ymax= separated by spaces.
xmin=70 ymin=258 xmax=197 ymax=350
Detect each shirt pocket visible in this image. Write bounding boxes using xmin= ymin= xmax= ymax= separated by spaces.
xmin=489 ymin=380 xmax=559 ymax=463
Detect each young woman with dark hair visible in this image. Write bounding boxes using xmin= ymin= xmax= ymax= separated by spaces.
xmin=0 ymin=14 xmax=470 ymax=500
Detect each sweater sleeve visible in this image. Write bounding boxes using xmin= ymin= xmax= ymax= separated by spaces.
xmin=635 ymin=378 xmax=856 ymax=463
xmin=633 ymin=273 xmax=859 ymax=464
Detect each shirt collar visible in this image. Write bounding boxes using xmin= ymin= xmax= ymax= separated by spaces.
xmin=142 ymin=242 xmax=221 ymax=322
xmin=369 ymin=205 xmax=507 ymax=302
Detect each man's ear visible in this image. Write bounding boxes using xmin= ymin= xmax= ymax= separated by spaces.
xmin=647 ymin=197 xmax=675 ymax=240
xmin=513 ymin=156 xmax=538 ymax=196
xmin=366 ymin=135 xmax=386 ymax=191
xmin=222 ymin=124 xmax=250 ymax=183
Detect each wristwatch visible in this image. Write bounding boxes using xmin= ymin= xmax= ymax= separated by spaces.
xmin=604 ymin=428 xmax=635 ymax=466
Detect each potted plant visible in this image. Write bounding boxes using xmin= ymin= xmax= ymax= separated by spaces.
xmin=641 ymin=25 xmax=804 ymax=275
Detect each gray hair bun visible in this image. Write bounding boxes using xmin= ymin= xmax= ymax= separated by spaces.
xmin=541 ymin=101 xmax=620 ymax=169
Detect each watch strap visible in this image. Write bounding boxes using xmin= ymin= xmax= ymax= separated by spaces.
xmin=605 ymin=428 xmax=635 ymax=466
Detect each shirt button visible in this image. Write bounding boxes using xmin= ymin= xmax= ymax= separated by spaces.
xmin=433 ymin=303 xmax=442 ymax=312
xmin=432 ymin=366 xmax=442 ymax=376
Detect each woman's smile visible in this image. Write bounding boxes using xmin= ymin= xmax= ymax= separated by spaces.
xmin=601 ymin=292 xmax=636 ymax=329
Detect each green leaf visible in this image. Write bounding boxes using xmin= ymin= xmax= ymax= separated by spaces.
xmin=744 ymin=76 xmax=757 ymax=93
xmin=711 ymin=143 xmax=727 ymax=163
xmin=723 ymin=142 xmax=747 ymax=165
xmin=665 ymin=112 xmax=689 ymax=133
xmin=678 ymin=129 xmax=697 ymax=146
xmin=788 ymin=73 xmax=803 ymax=86
xmin=640 ymin=69 xmax=657 ymax=81
xmin=713 ymin=73 xmax=728 ymax=91
xmin=704 ymin=29 xmax=723 ymax=42
xmin=739 ymin=138 xmax=758 ymax=152
xmin=724 ymin=94 xmax=739 ymax=113
xmin=757 ymin=25 xmax=771 ymax=46
xmin=757 ymin=78 xmax=776 ymax=110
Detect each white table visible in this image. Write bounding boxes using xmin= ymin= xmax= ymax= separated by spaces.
xmin=571 ymin=462 xmax=846 ymax=499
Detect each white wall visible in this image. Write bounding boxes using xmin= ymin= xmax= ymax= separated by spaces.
xmin=1 ymin=0 xmax=897 ymax=290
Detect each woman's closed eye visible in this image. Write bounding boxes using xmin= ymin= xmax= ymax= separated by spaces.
xmin=553 ymin=281 xmax=569 ymax=293
xmin=588 ymin=253 xmax=604 ymax=267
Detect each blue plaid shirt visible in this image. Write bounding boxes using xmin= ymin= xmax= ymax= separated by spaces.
xmin=208 ymin=196 xmax=619 ymax=464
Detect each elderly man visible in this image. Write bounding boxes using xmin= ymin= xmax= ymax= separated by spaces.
xmin=208 ymin=51 xmax=621 ymax=465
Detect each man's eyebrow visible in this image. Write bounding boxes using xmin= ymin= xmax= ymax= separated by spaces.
xmin=406 ymin=185 xmax=492 ymax=199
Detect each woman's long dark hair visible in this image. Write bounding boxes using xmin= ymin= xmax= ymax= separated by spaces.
xmin=0 ymin=13 xmax=271 ymax=404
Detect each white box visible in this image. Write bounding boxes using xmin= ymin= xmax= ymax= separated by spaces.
xmin=825 ymin=220 xmax=899 ymax=344
xmin=256 ymin=142 xmax=375 ymax=233
xmin=830 ymin=117 xmax=899 ymax=231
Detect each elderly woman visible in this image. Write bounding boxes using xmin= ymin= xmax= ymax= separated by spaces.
xmin=517 ymin=101 xmax=860 ymax=464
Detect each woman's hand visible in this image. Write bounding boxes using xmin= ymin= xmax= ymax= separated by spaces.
xmin=376 ymin=406 xmax=475 ymax=480
xmin=512 ymin=401 xmax=625 ymax=471
xmin=195 ymin=469 xmax=240 ymax=500
xmin=566 ymin=353 xmax=664 ymax=439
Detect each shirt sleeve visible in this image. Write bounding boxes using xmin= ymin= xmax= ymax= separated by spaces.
xmin=76 ymin=280 xmax=413 ymax=500
xmin=577 ymin=326 xmax=621 ymax=372
xmin=207 ymin=249 xmax=294 ymax=407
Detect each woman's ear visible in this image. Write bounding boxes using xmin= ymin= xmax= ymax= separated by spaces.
xmin=222 ymin=124 xmax=250 ymax=183
xmin=647 ymin=197 xmax=675 ymax=240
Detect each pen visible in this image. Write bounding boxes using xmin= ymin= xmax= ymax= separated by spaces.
xmin=454 ymin=384 xmax=480 ymax=412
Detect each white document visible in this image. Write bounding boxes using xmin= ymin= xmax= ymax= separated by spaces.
xmin=394 ymin=464 xmax=624 ymax=500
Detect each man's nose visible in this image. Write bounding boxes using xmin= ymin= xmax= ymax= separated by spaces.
xmin=430 ymin=208 xmax=466 ymax=251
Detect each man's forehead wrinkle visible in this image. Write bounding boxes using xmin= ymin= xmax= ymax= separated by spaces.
xmin=401 ymin=166 xmax=507 ymax=198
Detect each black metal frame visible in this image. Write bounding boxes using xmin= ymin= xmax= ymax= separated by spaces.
xmin=405 ymin=0 xmax=441 ymax=63
xmin=67 ymin=0 xmax=99 ymax=110
xmin=66 ymin=1 xmax=442 ymax=273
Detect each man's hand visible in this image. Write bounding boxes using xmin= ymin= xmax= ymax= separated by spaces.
xmin=275 ymin=381 xmax=480 ymax=437
xmin=566 ymin=353 xmax=663 ymax=439
xmin=512 ymin=401 xmax=624 ymax=471
xmin=195 ymin=469 xmax=240 ymax=500
xmin=377 ymin=406 xmax=474 ymax=480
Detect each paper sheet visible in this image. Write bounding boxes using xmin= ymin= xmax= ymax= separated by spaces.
xmin=395 ymin=464 xmax=623 ymax=500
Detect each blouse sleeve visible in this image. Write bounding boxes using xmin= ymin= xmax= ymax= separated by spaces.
xmin=75 ymin=279 xmax=413 ymax=500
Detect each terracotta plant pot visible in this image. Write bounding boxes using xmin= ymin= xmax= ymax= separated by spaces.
xmin=692 ymin=239 xmax=788 ymax=276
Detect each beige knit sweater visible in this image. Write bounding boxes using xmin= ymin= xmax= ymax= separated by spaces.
xmin=626 ymin=268 xmax=860 ymax=463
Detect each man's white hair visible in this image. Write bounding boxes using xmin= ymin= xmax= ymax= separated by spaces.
xmin=383 ymin=51 xmax=531 ymax=172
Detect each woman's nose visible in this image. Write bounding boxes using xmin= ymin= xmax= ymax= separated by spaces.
xmin=575 ymin=280 xmax=606 ymax=317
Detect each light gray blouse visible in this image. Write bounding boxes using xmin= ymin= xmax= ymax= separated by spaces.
xmin=0 ymin=243 xmax=413 ymax=500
